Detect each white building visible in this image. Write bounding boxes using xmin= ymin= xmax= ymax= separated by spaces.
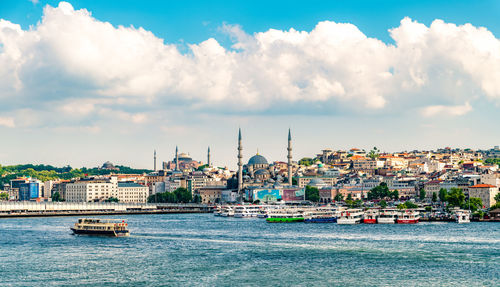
xmin=117 ymin=182 xmax=148 ymax=203
xmin=65 ymin=177 xmax=118 ymax=202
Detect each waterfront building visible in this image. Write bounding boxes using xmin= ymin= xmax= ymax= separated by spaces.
xmin=19 ymin=179 xmax=42 ymax=201
xmin=466 ymin=184 xmax=499 ymax=208
xmin=65 ymin=177 xmax=118 ymax=202
xmin=117 ymin=182 xmax=148 ymax=203
xmin=198 ymin=186 xmax=226 ymax=204
xmin=297 ymin=176 xmax=337 ymax=188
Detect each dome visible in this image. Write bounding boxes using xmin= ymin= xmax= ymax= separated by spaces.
xmin=254 ymin=169 xmax=270 ymax=175
xmin=248 ymin=154 xmax=268 ymax=165
xmin=177 ymin=153 xmax=192 ymax=161
xmin=308 ymin=178 xmax=325 ymax=186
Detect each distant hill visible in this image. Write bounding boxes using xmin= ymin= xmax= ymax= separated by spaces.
xmin=0 ymin=164 xmax=152 ymax=185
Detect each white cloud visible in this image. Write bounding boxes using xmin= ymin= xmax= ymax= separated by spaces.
xmin=0 ymin=116 xmax=15 ymax=128
xmin=421 ymin=102 xmax=472 ymax=117
xmin=0 ymin=2 xmax=500 ymax=130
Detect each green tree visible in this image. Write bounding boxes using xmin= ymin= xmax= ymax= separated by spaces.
xmin=105 ymin=197 xmax=119 ymax=203
xmin=425 ymin=206 xmax=432 ymax=212
xmin=397 ymin=203 xmax=407 ymax=210
xmin=392 ymin=190 xmax=399 ymax=200
xmin=51 ymin=192 xmax=64 ymax=202
xmin=0 ymin=192 xmax=8 ymax=201
xmin=334 ymin=193 xmax=344 ymax=202
xmin=299 ymin=158 xmax=314 ymax=166
xmin=494 ymin=193 xmax=500 ymax=203
xmin=447 ymin=188 xmax=465 ymax=207
xmin=346 ymin=193 xmax=353 ymax=201
xmin=174 ymin=187 xmax=192 ymax=203
xmin=404 ymin=201 xmax=418 ymax=209
xmin=432 ymin=192 xmax=438 ymax=202
xmin=368 ymin=147 xmax=380 ymax=159
xmin=463 ymin=197 xmax=482 ymax=212
xmin=439 ymin=188 xmax=448 ymax=202
xmin=305 ymin=186 xmax=320 ymax=202
xmin=379 ymin=200 xmax=388 ymax=209
xmin=368 ymin=183 xmax=390 ymax=200
xmin=419 ymin=188 xmax=426 ymax=201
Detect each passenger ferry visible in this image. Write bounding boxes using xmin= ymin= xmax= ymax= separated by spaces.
xmin=71 ymin=218 xmax=130 ymax=237
xmin=455 ymin=210 xmax=470 ymax=224
xmin=220 ymin=206 xmax=235 ymax=217
xmin=377 ymin=209 xmax=398 ymax=224
xmin=213 ymin=206 xmax=223 ymax=216
xmin=233 ymin=205 xmax=261 ymax=218
xmin=337 ymin=209 xmax=363 ymax=224
xmin=363 ymin=209 xmax=378 ymax=224
xmin=396 ymin=210 xmax=420 ymax=224
xmin=303 ymin=208 xmax=337 ymax=223
xmin=266 ymin=209 xmax=304 ymax=223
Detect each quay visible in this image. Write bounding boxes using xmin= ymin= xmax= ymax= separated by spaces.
xmin=0 ymin=202 xmax=213 ymax=218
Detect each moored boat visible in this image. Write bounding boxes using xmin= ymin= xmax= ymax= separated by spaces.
xmin=266 ymin=209 xmax=304 ymax=223
xmin=71 ymin=218 xmax=130 ymax=237
xmin=397 ymin=210 xmax=420 ymax=224
xmin=234 ymin=206 xmax=261 ymax=218
xmin=220 ymin=206 xmax=234 ymax=217
xmin=337 ymin=209 xmax=363 ymax=224
xmin=455 ymin=210 xmax=470 ymax=223
xmin=377 ymin=209 xmax=397 ymax=224
xmin=303 ymin=208 xmax=337 ymax=223
xmin=363 ymin=209 xmax=378 ymax=224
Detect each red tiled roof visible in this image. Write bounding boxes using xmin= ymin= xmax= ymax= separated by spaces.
xmin=469 ymin=184 xmax=496 ymax=188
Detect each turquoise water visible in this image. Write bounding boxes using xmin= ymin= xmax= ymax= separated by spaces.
xmin=0 ymin=214 xmax=499 ymax=286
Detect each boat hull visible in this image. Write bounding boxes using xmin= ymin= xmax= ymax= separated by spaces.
xmin=377 ymin=218 xmax=396 ymax=224
xmin=266 ymin=217 xmax=304 ymax=223
xmin=363 ymin=219 xmax=377 ymax=224
xmin=337 ymin=219 xmax=361 ymax=225
xmin=396 ymin=219 xmax=419 ymax=224
xmin=304 ymin=217 xmax=337 ymax=223
xmin=71 ymin=228 xmax=130 ymax=237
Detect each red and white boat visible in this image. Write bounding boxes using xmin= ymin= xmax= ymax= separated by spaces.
xmin=377 ymin=209 xmax=397 ymax=224
xmin=397 ymin=209 xmax=420 ymax=224
xmin=363 ymin=209 xmax=378 ymax=224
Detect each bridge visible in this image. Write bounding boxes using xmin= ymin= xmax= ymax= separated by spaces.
xmin=0 ymin=202 xmax=214 ymax=217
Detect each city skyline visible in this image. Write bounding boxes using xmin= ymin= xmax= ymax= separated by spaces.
xmin=1 ymin=1 xmax=500 ymax=169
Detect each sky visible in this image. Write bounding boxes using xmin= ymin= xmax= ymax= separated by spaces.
xmin=0 ymin=0 xmax=499 ymax=170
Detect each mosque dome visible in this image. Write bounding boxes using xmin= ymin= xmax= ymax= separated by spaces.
xmin=308 ymin=178 xmax=325 ymax=186
xmin=254 ymin=169 xmax=270 ymax=176
xmin=248 ymin=154 xmax=268 ymax=165
xmin=177 ymin=153 xmax=192 ymax=161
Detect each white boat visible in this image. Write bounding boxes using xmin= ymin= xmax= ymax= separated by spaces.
xmin=455 ymin=210 xmax=470 ymax=224
xmin=377 ymin=209 xmax=398 ymax=224
xmin=303 ymin=207 xmax=337 ymax=223
xmin=220 ymin=206 xmax=234 ymax=217
xmin=233 ymin=205 xmax=261 ymax=218
xmin=337 ymin=209 xmax=363 ymax=224
xmin=213 ymin=206 xmax=223 ymax=216
xmin=397 ymin=209 xmax=420 ymax=224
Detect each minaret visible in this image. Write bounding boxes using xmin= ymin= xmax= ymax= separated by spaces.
xmin=154 ymin=150 xmax=157 ymax=171
xmin=237 ymin=128 xmax=243 ymax=193
xmin=287 ymin=128 xmax=293 ymax=186
xmin=207 ymin=146 xmax=211 ymax=167
xmin=175 ymin=146 xmax=179 ymax=171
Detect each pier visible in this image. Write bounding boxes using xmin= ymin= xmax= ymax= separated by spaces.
xmin=0 ymin=202 xmax=213 ymax=218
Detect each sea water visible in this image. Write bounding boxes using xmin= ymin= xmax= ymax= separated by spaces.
xmin=0 ymin=214 xmax=499 ymax=286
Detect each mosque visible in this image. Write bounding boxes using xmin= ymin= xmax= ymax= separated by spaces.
xmin=236 ymin=128 xmax=293 ymax=193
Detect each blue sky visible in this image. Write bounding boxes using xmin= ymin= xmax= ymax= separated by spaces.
xmin=0 ymin=0 xmax=499 ymax=169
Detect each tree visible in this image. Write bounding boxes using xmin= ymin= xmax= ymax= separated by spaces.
xmin=0 ymin=192 xmax=8 ymax=201
xmin=368 ymin=183 xmax=391 ymax=200
xmin=51 ymin=192 xmax=63 ymax=202
xmin=193 ymin=194 xmax=201 ymax=203
xmin=432 ymin=192 xmax=437 ymax=202
xmin=379 ymin=200 xmax=388 ymax=209
xmin=404 ymin=201 xmax=418 ymax=209
xmin=447 ymin=188 xmax=465 ymax=207
xmin=346 ymin=193 xmax=353 ymax=201
xmin=174 ymin=187 xmax=192 ymax=203
xmin=299 ymin=158 xmax=314 ymax=166
xmin=392 ymin=190 xmax=399 ymax=200
xmin=463 ymin=197 xmax=482 ymax=212
xmin=494 ymin=193 xmax=500 ymax=203
xmin=305 ymin=186 xmax=320 ymax=202
xmin=419 ymin=188 xmax=426 ymax=201
xmin=105 ymin=197 xmax=119 ymax=203
xmin=439 ymin=188 xmax=448 ymax=202
xmin=368 ymin=147 xmax=379 ymax=159
xmin=334 ymin=193 xmax=344 ymax=202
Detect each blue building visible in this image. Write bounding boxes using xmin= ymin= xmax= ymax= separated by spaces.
xmin=19 ymin=181 xmax=41 ymax=201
